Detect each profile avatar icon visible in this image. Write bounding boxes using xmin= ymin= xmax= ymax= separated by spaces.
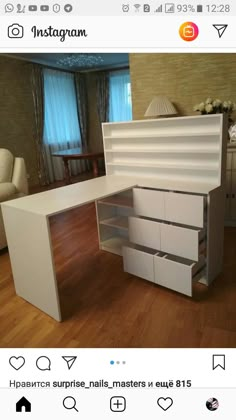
xmin=206 ymin=397 xmax=219 ymax=411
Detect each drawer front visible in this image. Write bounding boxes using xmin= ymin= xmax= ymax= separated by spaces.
xmin=128 ymin=217 xmax=161 ymax=250
xmin=154 ymin=255 xmax=194 ymax=296
xmin=123 ymin=246 xmax=155 ymax=282
xmin=161 ymin=224 xmax=200 ymax=261
xmin=133 ymin=188 xmax=165 ymax=220
xmin=165 ymin=192 xmax=205 ymax=228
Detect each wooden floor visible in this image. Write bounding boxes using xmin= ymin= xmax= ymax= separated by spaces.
xmin=1 ymin=184 xmax=236 ymax=347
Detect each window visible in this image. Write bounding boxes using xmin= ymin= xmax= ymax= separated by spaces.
xmin=43 ymin=68 xmax=83 ymax=182
xmin=109 ymin=70 xmax=132 ymax=122
xmin=43 ymin=68 xmax=81 ymax=150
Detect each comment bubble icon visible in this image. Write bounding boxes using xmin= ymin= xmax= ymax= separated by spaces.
xmin=36 ymin=356 xmax=51 ymax=371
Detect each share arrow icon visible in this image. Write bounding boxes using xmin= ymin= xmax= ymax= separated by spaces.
xmin=213 ymin=24 xmax=228 ymax=38
xmin=62 ymin=356 xmax=77 ymax=370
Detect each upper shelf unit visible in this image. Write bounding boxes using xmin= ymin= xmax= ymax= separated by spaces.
xmin=102 ymin=115 xmax=227 ymax=186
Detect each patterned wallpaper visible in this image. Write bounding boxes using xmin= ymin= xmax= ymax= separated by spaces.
xmin=129 ymin=53 xmax=236 ymax=120
xmin=0 ymin=55 xmax=38 ymax=186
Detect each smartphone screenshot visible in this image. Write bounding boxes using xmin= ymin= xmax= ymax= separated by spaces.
xmin=0 ymin=0 xmax=235 ymax=418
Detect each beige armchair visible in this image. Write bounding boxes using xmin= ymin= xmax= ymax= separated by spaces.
xmin=0 ymin=149 xmax=28 ymax=249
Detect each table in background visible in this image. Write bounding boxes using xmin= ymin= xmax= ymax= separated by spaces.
xmin=52 ymin=148 xmax=104 ymax=184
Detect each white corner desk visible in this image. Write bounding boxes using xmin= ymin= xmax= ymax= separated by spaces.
xmin=2 ymin=115 xmax=228 ymax=321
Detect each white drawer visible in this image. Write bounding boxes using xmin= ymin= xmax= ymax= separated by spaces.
xmin=160 ymin=223 xmax=205 ymax=261
xmin=165 ymin=192 xmax=205 ymax=228
xmin=123 ymin=245 xmax=156 ymax=283
xmin=154 ymin=254 xmax=205 ymax=297
xmin=128 ymin=216 xmax=161 ymax=250
xmin=133 ymin=188 xmax=165 ymax=220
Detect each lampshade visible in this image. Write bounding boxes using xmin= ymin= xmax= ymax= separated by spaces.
xmin=144 ymin=96 xmax=177 ymax=117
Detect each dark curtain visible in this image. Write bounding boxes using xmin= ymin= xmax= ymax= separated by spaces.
xmin=74 ymin=72 xmax=89 ymax=153
xmin=31 ymin=64 xmax=50 ymax=185
xmin=96 ymin=71 xmax=109 ymax=123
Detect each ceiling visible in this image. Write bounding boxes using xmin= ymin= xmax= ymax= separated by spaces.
xmin=9 ymin=53 xmax=129 ymax=72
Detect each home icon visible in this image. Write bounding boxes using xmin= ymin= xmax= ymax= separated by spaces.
xmin=16 ymin=397 xmax=31 ymax=412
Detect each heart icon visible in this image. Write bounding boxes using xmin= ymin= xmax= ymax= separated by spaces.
xmin=157 ymin=397 xmax=173 ymax=411
xmin=9 ymin=356 xmax=25 ymax=370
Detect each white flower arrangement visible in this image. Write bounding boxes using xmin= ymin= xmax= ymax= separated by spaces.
xmin=194 ymin=98 xmax=236 ymax=119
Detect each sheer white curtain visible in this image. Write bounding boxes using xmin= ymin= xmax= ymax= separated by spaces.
xmin=109 ymin=70 xmax=132 ymax=122
xmin=43 ymin=68 xmax=82 ymax=182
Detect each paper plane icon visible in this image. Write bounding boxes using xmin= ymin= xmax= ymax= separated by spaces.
xmin=213 ymin=24 xmax=228 ymax=38
xmin=62 ymin=356 xmax=77 ymax=370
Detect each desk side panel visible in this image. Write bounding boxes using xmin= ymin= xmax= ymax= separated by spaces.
xmin=206 ymin=187 xmax=225 ymax=284
xmin=2 ymin=205 xmax=61 ymax=321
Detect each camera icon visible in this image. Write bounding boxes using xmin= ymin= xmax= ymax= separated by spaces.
xmin=8 ymin=23 xmax=24 ymax=38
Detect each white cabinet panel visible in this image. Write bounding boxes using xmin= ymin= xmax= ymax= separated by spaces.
xmin=133 ymin=188 xmax=165 ymax=220
xmin=160 ymin=223 xmax=202 ymax=261
xmin=123 ymin=245 xmax=156 ymax=282
xmin=165 ymin=192 xmax=205 ymax=228
xmin=128 ymin=217 xmax=161 ymax=250
xmin=154 ymin=254 xmax=202 ymax=297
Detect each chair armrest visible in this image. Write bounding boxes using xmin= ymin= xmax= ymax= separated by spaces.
xmin=12 ymin=157 xmax=28 ymax=195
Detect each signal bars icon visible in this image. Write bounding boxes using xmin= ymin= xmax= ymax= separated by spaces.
xmin=155 ymin=4 xmax=163 ymax=12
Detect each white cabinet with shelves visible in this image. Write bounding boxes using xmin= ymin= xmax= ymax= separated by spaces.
xmin=103 ymin=115 xmax=223 ymax=185
xmin=99 ymin=114 xmax=227 ymax=297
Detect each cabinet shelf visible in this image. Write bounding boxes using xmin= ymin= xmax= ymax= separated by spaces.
xmin=100 ymin=216 xmax=128 ymax=230
xmin=105 ymin=148 xmax=219 ymax=154
xmin=98 ymin=195 xmax=133 ymax=208
xmin=100 ymin=236 xmax=129 ymax=256
xmin=104 ymin=131 xmax=219 ymax=140
xmin=106 ymin=162 xmax=218 ymax=171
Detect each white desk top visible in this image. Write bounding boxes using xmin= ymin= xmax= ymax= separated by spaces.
xmin=2 ymin=175 xmax=219 ymax=217
xmin=2 ymin=176 xmax=137 ymax=217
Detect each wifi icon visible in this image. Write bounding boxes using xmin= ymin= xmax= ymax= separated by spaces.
xmin=134 ymin=3 xmax=141 ymax=11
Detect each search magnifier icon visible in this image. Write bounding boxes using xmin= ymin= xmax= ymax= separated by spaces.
xmin=63 ymin=396 xmax=78 ymax=412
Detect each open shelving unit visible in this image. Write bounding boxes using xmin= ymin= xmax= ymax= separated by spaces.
xmin=102 ymin=115 xmax=223 ymax=185
xmin=96 ymin=190 xmax=134 ymax=256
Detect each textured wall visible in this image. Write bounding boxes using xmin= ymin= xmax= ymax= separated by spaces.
xmin=0 ymin=55 xmax=38 ymax=186
xmin=129 ymin=53 xmax=236 ymax=120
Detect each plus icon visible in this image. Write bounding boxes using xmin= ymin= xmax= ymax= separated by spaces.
xmin=110 ymin=396 xmax=126 ymax=412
